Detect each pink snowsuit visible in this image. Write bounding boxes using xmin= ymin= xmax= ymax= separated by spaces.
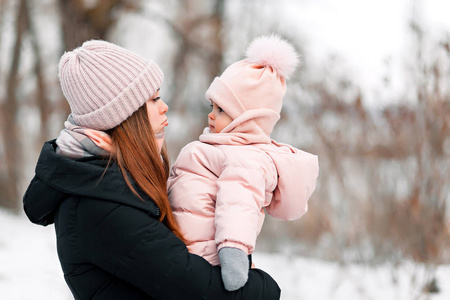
xmin=168 ymin=115 xmax=319 ymax=266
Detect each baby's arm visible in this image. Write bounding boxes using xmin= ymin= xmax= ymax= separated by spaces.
xmin=215 ymin=165 xmax=266 ymax=291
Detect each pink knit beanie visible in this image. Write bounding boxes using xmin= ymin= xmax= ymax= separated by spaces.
xmin=58 ymin=40 xmax=164 ymax=130
xmin=205 ymin=34 xmax=300 ymax=120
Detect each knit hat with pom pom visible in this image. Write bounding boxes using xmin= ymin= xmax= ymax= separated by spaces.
xmin=205 ymin=34 xmax=300 ymax=121
xmin=59 ymin=40 xmax=164 ymax=131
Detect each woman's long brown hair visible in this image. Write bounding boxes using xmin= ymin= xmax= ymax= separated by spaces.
xmin=106 ymin=104 xmax=185 ymax=243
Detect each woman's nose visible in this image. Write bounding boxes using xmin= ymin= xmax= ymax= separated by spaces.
xmin=160 ymin=100 xmax=169 ymax=114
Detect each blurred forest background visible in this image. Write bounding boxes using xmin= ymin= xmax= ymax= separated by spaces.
xmin=0 ymin=0 xmax=449 ymax=276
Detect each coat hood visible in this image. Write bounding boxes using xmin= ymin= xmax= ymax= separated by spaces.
xmin=23 ymin=140 xmax=160 ymax=226
xmin=199 ymin=125 xmax=319 ymax=221
xmin=258 ymin=140 xmax=319 ymax=220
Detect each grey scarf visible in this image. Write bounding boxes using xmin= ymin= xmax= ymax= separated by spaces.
xmin=56 ymin=115 xmax=110 ymax=159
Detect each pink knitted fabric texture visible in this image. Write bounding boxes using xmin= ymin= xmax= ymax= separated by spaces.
xmin=58 ymin=40 xmax=164 ymax=130
xmin=205 ymin=60 xmax=286 ymax=120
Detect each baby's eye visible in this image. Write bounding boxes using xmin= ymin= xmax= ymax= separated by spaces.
xmin=218 ymin=106 xmax=224 ymax=112
xmin=152 ymin=97 xmax=160 ymax=102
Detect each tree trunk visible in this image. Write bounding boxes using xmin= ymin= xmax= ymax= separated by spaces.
xmin=56 ymin=0 xmax=128 ymax=117
xmin=57 ymin=0 xmax=124 ymax=51
xmin=169 ymin=0 xmax=225 ymax=112
xmin=25 ymin=0 xmax=51 ymax=144
xmin=0 ymin=0 xmax=29 ymax=212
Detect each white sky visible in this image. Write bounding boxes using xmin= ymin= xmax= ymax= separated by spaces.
xmin=277 ymin=0 xmax=450 ymax=105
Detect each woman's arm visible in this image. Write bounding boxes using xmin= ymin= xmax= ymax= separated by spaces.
xmin=77 ymin=199 xmax=280 ymax=300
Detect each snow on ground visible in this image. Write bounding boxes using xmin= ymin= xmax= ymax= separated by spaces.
xmin=0 ymin=209 xmax=72 ymax=300
xmin=1 ymin=208 xmax=449 ymax=300
xmin=253 ymin=253 xmax=450 ymax=300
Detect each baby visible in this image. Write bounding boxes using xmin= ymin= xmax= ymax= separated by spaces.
xmin=168 ymin=34 xmax=319 ymax=291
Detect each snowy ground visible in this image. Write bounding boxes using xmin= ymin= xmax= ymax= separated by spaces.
xmin=1 ymin=208 xmax=449 ymax=300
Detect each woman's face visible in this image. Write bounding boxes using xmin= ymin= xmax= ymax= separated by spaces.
xmin=146 ymin=90 xmax=169 ymax=152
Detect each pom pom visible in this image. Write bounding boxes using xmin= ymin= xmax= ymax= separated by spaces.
xmin=245 ymin=34 xmax=300 ymax=80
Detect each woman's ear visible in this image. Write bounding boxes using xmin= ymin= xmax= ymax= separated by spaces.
xmin=84 ymin=129 xmax=112 ymax=152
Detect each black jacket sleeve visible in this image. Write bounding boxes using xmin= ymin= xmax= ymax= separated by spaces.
xmin=23 ymin=175 xmax=66 ymax=226
xmin=76 ymin=199 xmax=280 ymax=300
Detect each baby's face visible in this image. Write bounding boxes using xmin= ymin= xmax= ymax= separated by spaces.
xmin=208 ymin=101 xmax=232 ymax=133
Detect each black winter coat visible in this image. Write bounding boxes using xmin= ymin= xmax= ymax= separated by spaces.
xmin=23 ymin=141 xmax=281 ymax=300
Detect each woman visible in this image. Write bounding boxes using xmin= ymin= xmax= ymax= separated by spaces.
xmin=23 ymin=40 xmax=280 ymax=300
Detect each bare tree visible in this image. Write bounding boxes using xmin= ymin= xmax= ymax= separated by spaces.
xmin=0 ymin=0 xmax=29 ymax=211
xmin=136 ymin=0 xmax=226 ymax=159
xmin=25 ymin=0 xmax=51 ymax=144
xmin=56 ymin=0 xmax=138 ymax=118
xmin=163 ymin=0 xmax=225 ymax=112
xmin=0 ymin=0 xmax=137 ymax=211
xmin=57 ymin=0 xmax=133 ymax=51
xmin=261 ymin=31 xmax=450 ymax=266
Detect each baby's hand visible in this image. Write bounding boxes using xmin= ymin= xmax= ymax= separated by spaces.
xmin=218 ymin=247 xmax=249 ymax=291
